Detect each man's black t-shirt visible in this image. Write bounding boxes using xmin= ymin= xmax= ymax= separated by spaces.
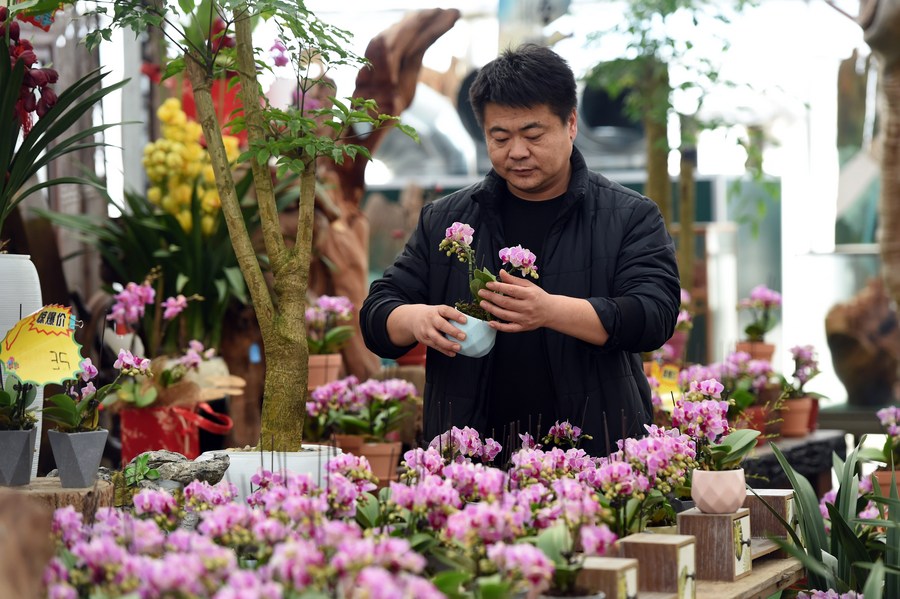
xmin=486 ymin=187 xmax=564 ymax=444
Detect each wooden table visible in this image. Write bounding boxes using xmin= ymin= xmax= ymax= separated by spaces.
xmin=696 ymin=558 xmax=803 ymax=599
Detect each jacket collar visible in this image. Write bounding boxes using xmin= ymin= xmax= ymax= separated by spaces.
xmin=472 ymin=146 xmax=589 ymax=214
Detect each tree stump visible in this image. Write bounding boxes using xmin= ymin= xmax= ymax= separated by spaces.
xmin=12 ymin=478 xmax=114 ymax=521
xmin=0 ymin=489 xmax=54 ymax=599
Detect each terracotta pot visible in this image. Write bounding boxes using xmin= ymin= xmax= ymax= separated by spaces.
xmin=780 ymin=396 xmax=813 ymax=438
xmin=808 ymin=397 xmax=820 ymax=433
xmin=334 ymin=435 xmax=402 ymax=484
xmin=691 ymin=468 xmax=747 ymax=514
xmin=874 ymin=469 xmax=898 ymax=497
xmin=308 ymin=353 xmax=343 ymax=392
xmin=396 ymin=342 xmax=427 ymax=367
xmin=736 ymin=404 xmax=782 ymax=444
xmin=735 ymin=341 xmax=775 ymax=362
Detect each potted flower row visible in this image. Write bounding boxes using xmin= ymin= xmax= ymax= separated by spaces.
xmin=306 ymin=375 xmax=420 ymax=483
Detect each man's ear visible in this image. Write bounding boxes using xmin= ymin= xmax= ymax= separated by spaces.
xmin=568 ymin=108 xmax=577 ymax=141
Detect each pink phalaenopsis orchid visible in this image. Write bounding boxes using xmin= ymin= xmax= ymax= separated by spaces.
xmin=499 ymin=244 xmax=539 ymax=278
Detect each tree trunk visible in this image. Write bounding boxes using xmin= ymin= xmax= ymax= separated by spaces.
xmin=862 ymin=0 xmax=900 ymax=310
xmin=678 ymin=114 xmax=697 ymax=294
xmin=642 ymin=59 xmax=672 ymax=229
xmin=878 ymin=68 xmax=900 ymax=308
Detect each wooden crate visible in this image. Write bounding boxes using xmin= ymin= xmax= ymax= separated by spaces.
xmin=576 ymin=556 xmax=639 ymax=599
xmin=743 ymin=489 xmax=797 ymax=559
xmin=617 ymin=532 xmax=696 ymax=599
xmin=677 ymin=507 xmax=752 ymax=582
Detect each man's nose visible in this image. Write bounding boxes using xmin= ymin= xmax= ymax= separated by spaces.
xmin=508 ymin=136 xmax=530 ymax=159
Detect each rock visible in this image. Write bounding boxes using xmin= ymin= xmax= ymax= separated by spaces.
xmin=127 ymin=451 xmax=229 ymax=485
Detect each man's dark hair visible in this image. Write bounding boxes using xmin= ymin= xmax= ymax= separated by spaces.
xmin=468 ymin=43 xmax=577 ymax=128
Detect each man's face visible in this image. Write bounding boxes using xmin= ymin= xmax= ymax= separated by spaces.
xmin=482 ymin=103 xmax=577 ymax=201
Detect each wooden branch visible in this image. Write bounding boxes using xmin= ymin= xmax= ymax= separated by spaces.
xmin=233 ymin=9 xmax=287 ymax=272
xmin=184 ymin=53 xmax=274 ymax=326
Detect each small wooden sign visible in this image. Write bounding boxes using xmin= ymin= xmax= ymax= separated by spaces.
xmin=576 ymin=556 xmax=639 ymax=599
xmin=617 ymin=532 xmax=696 ymax=599
xmin=677 ymin=507 xmax=752 ymax=581
xmin=743 ymin=489 xmax=798 ymax=558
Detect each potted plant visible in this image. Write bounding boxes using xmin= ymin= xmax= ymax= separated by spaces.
xmin=664 ymin=288 xmax=694 ymax=362
xmin=438 ymin=221 xmax=539 ymax=358
xmin=305 ymin=295 xmax=355 ymax=391
xmin=767 ymin=439 xmax=897 ymax=596
xmin=736 ymin=284 xmax=782 ymax=361
xmin=43 ymin=352 xmax=150 ymax=487
xmin=0 ymin=371 xmax=39 ymax=486
xmin=673 ymin=378 xmax=760 ymax=513
xmin=306 ymin=375 xmax=418 ymax=483
xmin=859 ymin=406 xmax=900 ymax=496
xmin=778 ymin=344 xmax=827 ymax=438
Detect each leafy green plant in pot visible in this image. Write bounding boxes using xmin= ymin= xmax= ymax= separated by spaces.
xmin=305 ymin=294 xmax=355 ymax=390
xmin=0 ymin=371 xmax=39 ymax=485
xmin=0 ymin=5 xmax=126 ymax=246
xmin=85 ymin=0 xmax=418 ymax=452
xmin=762 ymin=437 xmax=898 ymax=597
xmin=859 ymin=406 xmax=900 ymax=496
xmin=44 ymin=352 xmax=151 ymax=487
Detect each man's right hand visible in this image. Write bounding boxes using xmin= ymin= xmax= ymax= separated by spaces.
xmin=386 ymin=304 xmax=467 ymax=357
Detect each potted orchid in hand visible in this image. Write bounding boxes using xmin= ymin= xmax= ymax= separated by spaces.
xmin=44 ymin=352 xmax=151 ymax=487
xmin=438 ymin=222 xmax=539 ymax=358
xmin=737 ymin=284 xmax=782 ymax=361
xmin=674 ymin=378 xmax=759 ymax=513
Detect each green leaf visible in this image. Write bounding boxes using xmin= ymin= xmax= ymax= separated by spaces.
xmin=429 ymin=570 xmax=472 ymax=599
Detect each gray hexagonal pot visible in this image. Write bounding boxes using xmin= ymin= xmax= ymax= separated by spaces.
xmin=48 ymin=429 xmax=108 ymax=488
xmin=0 ymin=428 xmax=36 ymax=486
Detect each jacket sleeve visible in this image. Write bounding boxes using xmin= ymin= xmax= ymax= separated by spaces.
xmin=588 ymin=198 xmax=681 ymax=353
xmin=360 ymin=203 xmax=436 ymax=359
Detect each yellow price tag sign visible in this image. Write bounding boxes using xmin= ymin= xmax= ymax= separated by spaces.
xmin=649 ymin=361 xmax=682 ymax=413
xmin=0 ymin=305 xmax=83 ymax=385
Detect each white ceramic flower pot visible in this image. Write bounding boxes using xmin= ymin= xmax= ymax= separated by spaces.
xmin=446 ymin=316 xmax=496 ymax=358
xmin=691 ymin=468 xmax=747 ymax=514
xmin=197 ymin=444 xmax=341 ymax=504
xmin=0 ymin=254 xmax=44 ymax=477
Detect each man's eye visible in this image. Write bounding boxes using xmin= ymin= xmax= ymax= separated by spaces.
xmin=526 ymin=134 xmax=542 ymax=141
xmin=493 ymin=137 xmax=508 ymax=144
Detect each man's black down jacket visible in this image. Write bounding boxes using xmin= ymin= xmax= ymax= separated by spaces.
xmin=361 ymin=149 xmax=681 ymax=456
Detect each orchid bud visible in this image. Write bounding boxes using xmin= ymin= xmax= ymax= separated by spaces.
xmin=41 ymin=87 xmax=57 ymax=108
xmin=9 ymin=20 xmax=19 ymax=42
xmin=21 ymin=90 xmax=36 ymax=112
xmin=22 ymin=69 xmax=34 ymax=87
xmin=0 ymin=6 xmax=9 ymax=21
xmin=36 ymin=99 xmax=49 ymax=117
xmin=29 ymin=68 xmax=48 ymax=87
xmin=44 ymin=68 xmax=59 ymax=84
xmin=18 ymin=50 xmax=37 ymax=67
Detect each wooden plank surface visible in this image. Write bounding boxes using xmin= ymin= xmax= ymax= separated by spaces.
xmin=696 ymin=558 xmax=803 ymax=599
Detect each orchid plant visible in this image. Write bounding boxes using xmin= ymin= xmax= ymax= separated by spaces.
xmin=439 ymin=221 xmax=538 ymax=321
xmin=859 ymin=406 xmax=900 ymax=469
xmin=43 ymin=351 xmax=151 ymax=433
xmin=781 ymin=344 xmax=827 ymax=401
xmin=673 ymin=378 xmax=760 ymax=472
xmin=738 ymin=284 xmax=782 ymax=343
xmin=306 ymin=375 xmax=419 ymax=443
xmin=305 ymin=295 xmax=355 ymax=355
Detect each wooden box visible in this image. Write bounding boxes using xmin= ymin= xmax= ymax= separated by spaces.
xmin=743 ymin=489 xmax=797 ymax=558
xmin=576 ymin=556 xmax=638 ymax=599
xmin=617 ymin=532 xmax=696 ymax=599
xmin=677 ymin=507 xmax=752 ymax=581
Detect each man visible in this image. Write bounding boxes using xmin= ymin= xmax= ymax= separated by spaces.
xmin=360 ymin=44 xmax=681 ymax=456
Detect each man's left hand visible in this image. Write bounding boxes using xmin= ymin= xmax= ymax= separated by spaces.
xmin=479 ymin=269 xmax=551 ymax=332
